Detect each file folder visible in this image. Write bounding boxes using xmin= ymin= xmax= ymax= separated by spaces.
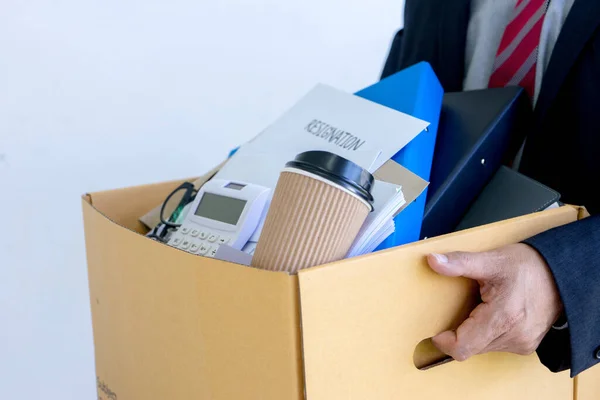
xmin=356 ymin=61 xmax=444 ymax=249
xmin=421 ymin=87 xmax=531 ymax=239
xmin=456 ymin=166 xmax=561 ymax=231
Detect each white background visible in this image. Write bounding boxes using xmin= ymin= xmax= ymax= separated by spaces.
xmin=0 ymin=0 xmax=403 ymax=398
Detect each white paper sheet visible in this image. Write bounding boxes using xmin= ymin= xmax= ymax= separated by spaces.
xmin=347 ymin=180 xmax=405 ymax=257
xmin=214 ymin=83 xmax=429 ymax=190
xmin=214 ymin=244 xmax=253 ymax=266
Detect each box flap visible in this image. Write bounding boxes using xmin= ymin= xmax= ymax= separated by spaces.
xmin=82 ymin=199 xmax=303 ymax=400
xmin=298 ymin=206 xmax=579 ymax=399
xmin=86 ymin=178 xmax=193 ymax=233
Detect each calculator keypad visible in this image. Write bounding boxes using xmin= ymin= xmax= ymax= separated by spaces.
xmin=169 ymin=226 xmax=231 ymax=258
xmin=198 ymin=243 xmax=210 ymax=255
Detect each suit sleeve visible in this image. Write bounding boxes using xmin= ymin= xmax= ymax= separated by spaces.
xmin=523 ymin=213 xmax=600 ymax=377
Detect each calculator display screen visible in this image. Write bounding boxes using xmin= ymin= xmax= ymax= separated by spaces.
xmin=194 ymin=192 xmax=247 ymax=225
xmin=225 ymin=182 xmax=246 ymax=190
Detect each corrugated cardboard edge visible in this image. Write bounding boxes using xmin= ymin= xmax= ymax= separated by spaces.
xmin=299 ymin=205 xmax=583 ymax=276
xmin=86 ymin=176 xmax=202 ymax=233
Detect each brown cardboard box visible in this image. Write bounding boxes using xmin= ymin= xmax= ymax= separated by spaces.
xmin=83 ymin=168 xmax=588 ymax=400
xmin=577 ymin=368 xmax=600 ymax=400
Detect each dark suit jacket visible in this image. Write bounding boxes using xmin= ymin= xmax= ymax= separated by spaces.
xmin=382 ymin=0 xmax=600 ymax=377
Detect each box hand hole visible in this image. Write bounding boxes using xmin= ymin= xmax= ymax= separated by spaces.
xmin=413 ymin=337 xmax=453 ymax=370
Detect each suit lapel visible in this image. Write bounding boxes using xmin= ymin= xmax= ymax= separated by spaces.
xmin=434 ymin=0 xmax=472 ymax=91
xmin=535 ymin=0 xmax=600 ymax=119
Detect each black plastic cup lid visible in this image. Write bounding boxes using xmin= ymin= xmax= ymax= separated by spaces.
xmin=285 ymin=151 xmax=374 ymax=210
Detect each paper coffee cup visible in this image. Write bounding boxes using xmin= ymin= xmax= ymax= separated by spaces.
xmin=251 ymin=151 xmax=374 ymax=273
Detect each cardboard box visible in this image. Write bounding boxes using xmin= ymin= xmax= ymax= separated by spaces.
xmin=577 ymin=367 xmax=600 ymax=400
xmin=83 ymin=166 xmax=587 ymax=400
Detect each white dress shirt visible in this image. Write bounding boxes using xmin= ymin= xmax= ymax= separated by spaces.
xmin=463 ymin=0 xmax=575 ymax=106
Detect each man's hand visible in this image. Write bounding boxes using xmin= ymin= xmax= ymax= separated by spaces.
xmin=426 ymin=243 xmax=564 ymax=362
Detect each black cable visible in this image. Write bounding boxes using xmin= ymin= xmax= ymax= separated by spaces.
xmin=146 ymin=225 xmax=165 ymax=242
xmin=146 ymin=232 xmax=163 ymax=242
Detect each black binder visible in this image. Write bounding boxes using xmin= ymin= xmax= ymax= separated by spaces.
xmin=421 ymin=87 xmax=531 ymax=239
xmin=456 ymin=166 xmax=561 ymax=231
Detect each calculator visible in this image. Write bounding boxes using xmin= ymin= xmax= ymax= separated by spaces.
xmin=167 ymin=179 xmax=270 ymax=257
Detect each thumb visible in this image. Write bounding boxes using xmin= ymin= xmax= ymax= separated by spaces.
xmin=427 ymin=251 xmax=498 ymax=281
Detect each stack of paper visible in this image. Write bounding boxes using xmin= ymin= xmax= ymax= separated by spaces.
xmin=347 ymin=180 xmax=406 ymax=257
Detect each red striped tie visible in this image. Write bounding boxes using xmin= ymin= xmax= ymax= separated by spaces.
xmin=488 ymin=0 xmax=550 ymax=100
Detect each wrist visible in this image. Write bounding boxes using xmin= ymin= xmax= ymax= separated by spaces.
xmin=519 ymin=243 xmax=565 ymax=329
